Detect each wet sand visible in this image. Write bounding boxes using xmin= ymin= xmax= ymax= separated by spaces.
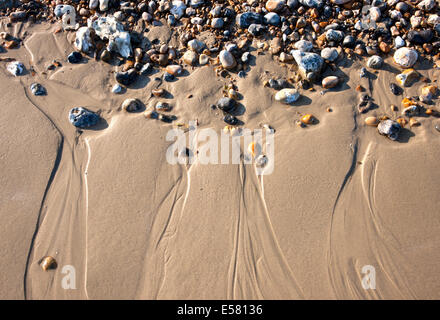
xmin=1 ymin=19 xmax=440 ymax=300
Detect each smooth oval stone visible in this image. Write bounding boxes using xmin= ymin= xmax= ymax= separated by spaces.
xmin=121 ymin=98 xmax=142 ymax=112
xmin=365 ymin=116 xmax=379 ymax=126
xmin=219 ymin=50 xmax=236 ymax=69
xmin=322 ymin=76 xmax=339 ymax=89
xmin=69 ymin=107 xmax=100 ymax=128
xmin=266 ymin=0 xmax=285 ymax=12
xmin=275 ymin=88 xmax=300 ymax=104
xmin=393 ymin=47 xmax=418 ymax=68
xmin=166 ymin=64 xmax=182 ymax=75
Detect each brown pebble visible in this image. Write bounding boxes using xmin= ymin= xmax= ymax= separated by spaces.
xmin=41 ymin=256 xmax=57 ymax=271
xmin=356 ymin=85 xmax=365 ymax=92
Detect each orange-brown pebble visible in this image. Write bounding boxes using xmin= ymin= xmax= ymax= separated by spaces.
xmin=365 ymin=116 xmax=379 ymax=126
xmin=397 ymin=118 xmax=408 ymax=127
xmin=301 ymin=114 xmax=315 ymax=125
xmin=41 ymin=256 xmax=57 ymax=271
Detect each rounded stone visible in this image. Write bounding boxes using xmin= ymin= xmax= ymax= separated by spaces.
xmin=219 ymin=50 xmax=236 ymax=69
xmin=367 ymin=55 xmax=384 ymax=69
xmin=321 ymin=47 xmax=339 ymax=62
xmin=393 ymin=47 xmax=418 ymax=68
xmin=322 ymin=76 xmax=339 ymax=89
xmin=275 ymin=88 xmax=300 ymax=104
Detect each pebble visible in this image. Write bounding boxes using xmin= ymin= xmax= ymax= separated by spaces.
xmin=170 ymin=0 xmax=186 ymax=19
xmin=219 ymin=50 xmax=236 ymax=69
xmin=390 ymin=83 xmax=402 ymax=95
xmin=264 ymin=12 xmax=281 ymax=26
xmin=100 ymin=49 xmax=111 ymax=63
xmin=322 ymin=76 xmax=339 ymax=89
xmin=291 ymin=50 xmax=324 ymax=80
xmin=122 ymin=98 xmax=142 ymax=112
xmin=321 ymin=47 xmax=338 ymax=62
xmin=41 ymin=256 xmax=57 ymax=271
xmin=223 ymin=114 xmax=239 ymax=125
xmin=301 ymin=114 xmax=315 ymax=125
xmin=394 ymin=36 xmax=405 ymax=49
xmin=236 ymin=12 xmax=262 ymax=28
xmin=7 ymin=61 xmax=24 ymax=76
xmin=325 ymin=29 xmax=344 ymax=42
xmin=112 ymin=84 xmax=123 ymax=94
xmin=68 ymin=51 xmax=82 ymax=63
xmin=199 ymin=54 xmax=209 ymax=65
xmin=377 ymin=120 xmax=401 ymax=140
xmin=396 ymin=68 xmax=418 ymax=86
xmin=211 ymin=18 xmax=224 ymax=29
xmin=115 ymin=69 xmax=137 ymax=86
xmin=365 ymin=116 xmax=379 ymax=127
xmin=217 ymin=97 xmax=236 ymax=113
xmin=393 ymin=47 xmax=418 ymax=68
xmin=69 ymin=107 xmax=100 ymax=128
xmin=30 ymin=83 xmax=46 ymax=96
xmin=266 ymin=0 xmax=285 ymax=12
xmin=275 ymin=88 xmax=300 ymax=104
xmin=248 ymin=24 xmax=266 ymax=36
xmin=183 ymin=50 xmax=198 ymax=65
xmin=187 ymin=39 xmax=205 ymax=52
xmin=367 ymin=55 xmax=383 ymax=69
xmin=155 ymin=101 xmax=172 ymax=112
xmin=166 ymin=64 xmax=182 ymax=76
xmin=294 ymin=40 xmax=313 ymax=52
xmin=74 ymin=27 xmax=92 ymax=53
xmin=369 ymin=7 xmax=381 ymax=22
xmin=152 ymin=88 xmax=165 ymax=97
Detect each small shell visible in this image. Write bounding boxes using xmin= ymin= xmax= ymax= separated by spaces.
xmin=41 ymin=256 xmax=57 ymax=271
xmin=365 ymin=116 xmax=379 ymax=126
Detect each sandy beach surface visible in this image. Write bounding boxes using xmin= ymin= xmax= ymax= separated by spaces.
xmin=1 ymin=1 xmax=440 ymax=300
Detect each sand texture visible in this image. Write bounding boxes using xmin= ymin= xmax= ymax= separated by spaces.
xmin=1 ymin=19 xmax=440 ymax=300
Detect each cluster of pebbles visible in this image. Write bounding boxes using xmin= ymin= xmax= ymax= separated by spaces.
xmin=2 ymin=0 xmax=440 ymax=138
